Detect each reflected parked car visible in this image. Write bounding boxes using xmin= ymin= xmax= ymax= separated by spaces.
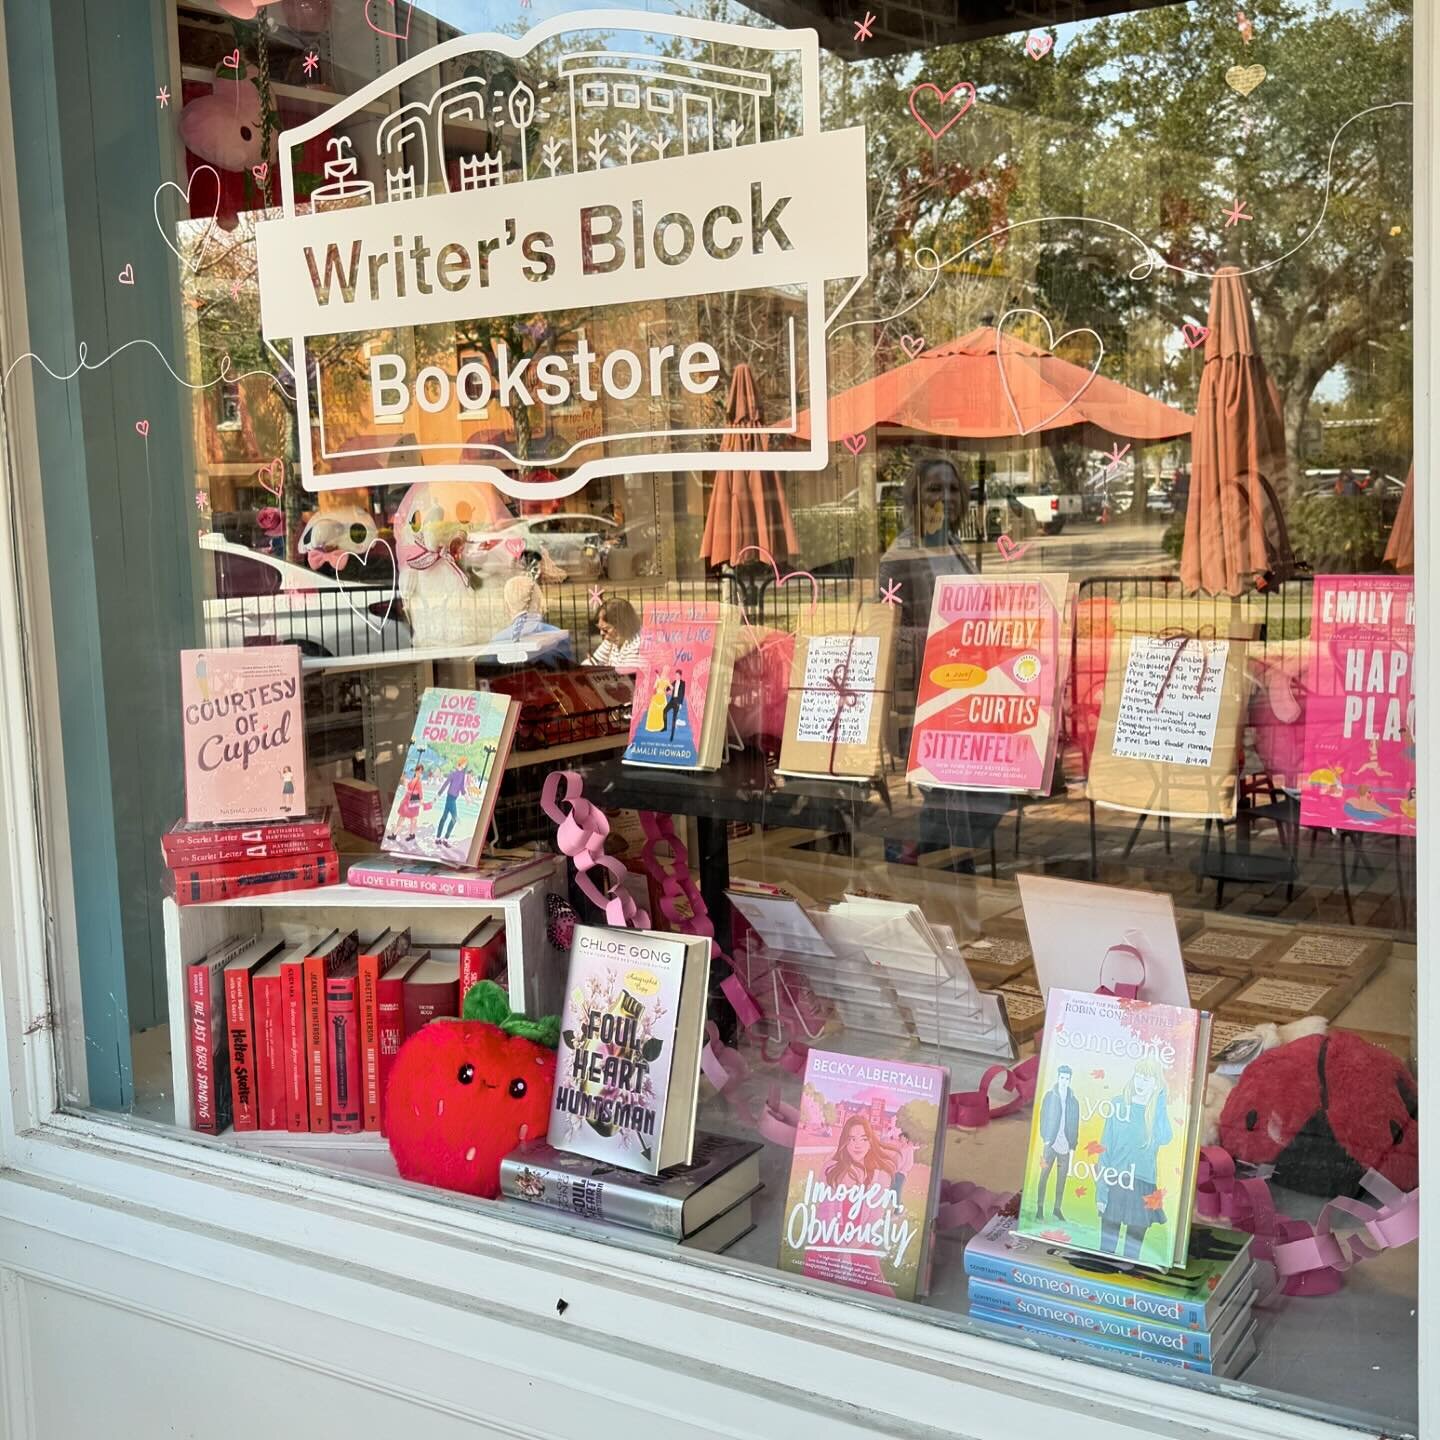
xmin=473 ymin=513 xmax=618 ymax=580
xmin=200 ymin=534 xmax=412 ymax=659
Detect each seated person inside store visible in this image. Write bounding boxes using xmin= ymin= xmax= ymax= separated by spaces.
xmin=587 ymin=597 xmax=642 ymax=668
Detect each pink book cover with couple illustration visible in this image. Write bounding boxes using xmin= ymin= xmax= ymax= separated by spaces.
xmin=181 ymin=646 xmax=306 ymax=824
xmin=779 ymin=1049 xmax=949 ymax=1302
xmin=1300 ymin=575 xmax=1415 ymax=837
xmin=622 ymin=602 xmax=721 ymax=769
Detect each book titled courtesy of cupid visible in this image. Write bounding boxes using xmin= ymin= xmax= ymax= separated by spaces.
xmin=181 ymin=645 xmax=306 ymax=824
xmin=779 ymin=1049 xmax=949 ymax=1302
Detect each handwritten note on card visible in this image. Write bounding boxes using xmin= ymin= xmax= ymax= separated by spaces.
xmin=794 ymin=635 xmax=879 ymax=745
xmin=1110 ymin=636 xmax=1229 ymax=768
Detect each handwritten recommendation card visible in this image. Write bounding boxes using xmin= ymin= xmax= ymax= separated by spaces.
xmin=1111 ymin=637 xmax=1229 ymax=767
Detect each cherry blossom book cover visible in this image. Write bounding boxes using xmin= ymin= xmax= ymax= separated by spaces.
xmin=1018 ymin=989 xmax=1210 ymax=1270
xmin=906 ymin=574 xmax=1069 ymax=794
xmin=779 ymin=1049 xmax=949 ymax=1301
xmin=181 ymin=646 xmax=306 ymax=824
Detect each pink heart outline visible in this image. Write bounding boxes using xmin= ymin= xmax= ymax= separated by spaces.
xmin=117 ymin=263 xmax=135 ymax=286
xmin=153 ymin=165 xmax=221 ymax=275
xmin=841 ymin=432 xmax=867 ymax=456
xmin=252 ymin=162 xmax=269 ymax=185
xmin=994 ymin=306 xmax=1104 ymax=436
xmin=1182 ymin=322 xmax=1210 ymax=349
xmin=365 ymin=0 xmax=415 ymax=40
xmin=257 ymin=458 xmax=284 ymax=498
xmin=134 ymin=419 xmax=150 ymax=438
xmin=1025 ymin=33 xmax=1054 ymax=59
xmin=735 ymin=544 xmax=819 ymax=652
xmin=996 ymin=534 xmax=1031 ymax=563
xmin=900 ymin=334 xmax=926 ymax=360
xmin=222 ymin=48 xmax=241 ymax=69
xmin=503 ymin=537 xmax=526 ymax=559
xmin=908 ymin=81 xmax=976 ymax=142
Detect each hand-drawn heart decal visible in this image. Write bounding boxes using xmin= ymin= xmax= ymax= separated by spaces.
xmin=257 ymin=458 xmax=284 ymax=498
xmin=117 ymin=263 xmax=135 ymax=286
xmin=841 ymin=432 xmax=867 ymax=456
xmin=222 ymin=48 xmax=241 ymax=70
xmin=995 ymin=307 xmax=1104 ymax=436
xmin=996 ymin=534 xmax=1031 ymax=563
xmin=900 ymin=334 xmax=926 ymax=360
xmin=735 ymin=544 xmax=819 ymax=650
xmin=252 ymin=162 xmax=269 ymax=185
xmin=1225 ymin=64 xmax=1266 ymax=97
xmin=1025 ymin=33 xmax=1053 ymax=59
xmin=331 ymin=537 xmax=396 ymax=637
xmin=908 ymin=81 xmax=976 ymax=141
xmin=365 ymin=0 xmax=415 ymax=40
xmin=504 ymin=537 xmax=526 ymax=559
xmin=153 ymin=165 xmax=221 ymax=275
xmin=1182 ymin=322 xmax=1210 ymax=349
xmin=134 ymin=419 xmax=150 ymax=438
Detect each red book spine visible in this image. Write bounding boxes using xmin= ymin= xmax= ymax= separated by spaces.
xmin=403 ymin=980 xmax=460 ymax=1038
xmin=375 ymin=969 xmax=407 ymax=1136
xmin=171 ymin=852 xmax=340 ymax=906
xmin=458 ymin=928 xmax=505 ymax=998
xmin=282 ymin=959 xmax=309 ymax=1132
xmin=188 ymin=962 xmax=220 ymax=1134
xmin=325 ymin=974 xmax=361 ymax=1133
xmin=224 ymin=965 xmax=259 ymax=1131
xmin=303 ymin=955 xmax=331 ymax=1134
xmin=252 ymin=971 xmax=286 ymax=1130
xmin=163 ymin=817 xmax=331 ymax=862
xmin=162 ymin=834 xmax=329 ymax=866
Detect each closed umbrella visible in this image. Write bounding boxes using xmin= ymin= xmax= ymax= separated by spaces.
xmin=701 ymin=363 xmax=798 ymax=568
xmin=1180 ymin=267 xmax=1294 ymax=596
xmin=1384 ymin=464 xmax=1414 ymax=572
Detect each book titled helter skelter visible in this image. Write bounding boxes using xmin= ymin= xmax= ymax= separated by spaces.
xmin=548 ymin=924 xmax=711 ymax=1177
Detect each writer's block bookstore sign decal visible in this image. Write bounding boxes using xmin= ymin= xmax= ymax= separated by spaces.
xmin=1300 ymin=575 xmax=1415 ymax=837
xmin=255 ymin=14 xmax=869 ymax=498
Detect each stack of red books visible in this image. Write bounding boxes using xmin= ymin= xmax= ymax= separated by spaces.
xmin=163 ymin=808 xmax=339 ymax=906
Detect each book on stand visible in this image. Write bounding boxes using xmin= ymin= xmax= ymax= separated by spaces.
xmin=778 ymin=601 xmax=898 ymax=781
xmin=622 ymin=601 xmax=737 ymax=772
xmin=162 ymin=809 xmax=333 ymax=865
xmin=548 ymin=924 xmax=712 ymax=1176
xmin=499 ymin=1133 xmax=761 ymax=1238
xmin=347 ymin=851 xmax=554 ymax=900
xmin=382 ymin=688 xmax=519 ymax=868
xmin=180 ymin=645 xmax=306 ymax=824
xmin=222 ymin=934 xmax=287 ymax=1131
xmin=778 ymin=1048 xmax=950 ymax=1302
xmin=1018 ymin=988 xmax=1210 ymax=1269
xmin=357 ymin=928 xmax=413 ymax=1133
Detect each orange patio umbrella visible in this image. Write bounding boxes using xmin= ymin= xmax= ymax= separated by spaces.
xmin=795 ymin=326 xmax=1193 ymax=444
xmin=1180 ymin=267 xmax=1294 ymax=596
xmin=1384 ymin=464 xmax=1414 ymax=572
xmin=701 ymin=363 xmax=798 ymax=568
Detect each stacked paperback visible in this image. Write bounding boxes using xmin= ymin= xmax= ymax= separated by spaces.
xmin=348 ymin=850 xmax=556 ymax=899
xmin=164 ymin=810 xmax=338 ymax=905
xmin=965 ymin=1208 xmax=1258 ymax=1376
xmin=500 ymin=1133 xmax=760 ymax=1254
xmin=187 ymin=919 xmax=504 ymax=1135
xmin=623 ymin=601 xmax=738 ymax=771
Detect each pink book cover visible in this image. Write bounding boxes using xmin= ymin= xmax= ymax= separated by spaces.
xmin=779 ymin=1049 xmax=949 ymax=1302
xmin=1299 ymin=576 xmax=1415 ymax=837
xmin=622 ymin=603 xmax=722 ymax=769
xmin=906 ymin=574 xmax=1068 ymax=793
xmin=181 ymin=646 xmax=306 ymax=824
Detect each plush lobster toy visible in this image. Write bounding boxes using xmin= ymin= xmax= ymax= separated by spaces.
xmin=386 ymin=981 xmax=558 ymax=1200
xmin=1218 ymin=1031 xmax=1418 ymax=1197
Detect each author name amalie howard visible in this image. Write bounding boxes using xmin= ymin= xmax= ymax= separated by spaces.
xmin=185 ymin=679 xmax=298 ymax=772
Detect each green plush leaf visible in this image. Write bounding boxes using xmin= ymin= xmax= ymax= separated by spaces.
xmin=463 ymin=980 xmax=512 ymax=1026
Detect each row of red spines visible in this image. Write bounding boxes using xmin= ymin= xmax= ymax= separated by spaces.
xmin=222 ymin=929 xmax=504 ymax=1134
xmin=163 ymin=818 xmax=333 ymax=865
xmin=171 ymin=852 xmax=341 ymax=907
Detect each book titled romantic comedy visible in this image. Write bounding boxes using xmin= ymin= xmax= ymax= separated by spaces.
xmin=382 ymin=688 xmax=518 ymax=868
xmin=778 ymin=1049 xmax=949 ymax=1302
xmin=1019 ymin=989 xmax=1210 ymax=1270
xmin=548 ymin=924 xmax=711 ymax=1176
xmin=181 ymin=646 xmax=306 ymax=824
xmin=906 ymin=574 xmax=1068 ymax=794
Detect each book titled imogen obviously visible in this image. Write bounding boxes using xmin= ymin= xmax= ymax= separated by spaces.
xmin=181 ymin=645 xmax=306 ymax=824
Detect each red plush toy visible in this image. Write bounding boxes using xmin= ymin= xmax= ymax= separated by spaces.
xmin=385 ymin=981 xmax=558 ymax=1199
xmin=1218 ymin=1030 xmax=1418 ymax=1197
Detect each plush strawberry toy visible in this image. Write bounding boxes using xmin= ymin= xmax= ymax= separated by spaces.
xmin=1218 ymin=1031 xmax=1417 ymax=1196
xmin=386 ymin=981 xmax=558 ymax=1199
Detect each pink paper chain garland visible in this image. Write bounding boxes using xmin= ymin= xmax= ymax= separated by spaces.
xmin=540 ymin=770 xmax=650 ymax=929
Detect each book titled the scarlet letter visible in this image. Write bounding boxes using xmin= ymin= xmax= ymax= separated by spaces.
xmin=223 ymin=933 xmax=286 ymax=1131
xmin=358 ymin=928 xmax=413 ymax=1133
xmin=303 ymin=929 xmax=360 ymax=1133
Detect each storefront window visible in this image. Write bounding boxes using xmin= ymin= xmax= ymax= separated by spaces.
xmin=6 ymin=0 xmax=1418 ymax=1431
